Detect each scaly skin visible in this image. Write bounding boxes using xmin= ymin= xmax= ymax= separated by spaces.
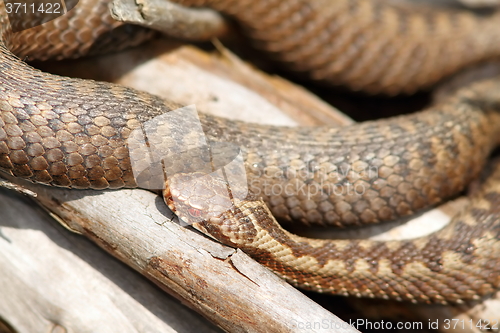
xmin=2 ymin=0 xmax=500 ymax=302
xmin=172 ymin=0 xmax=500 ymax=94
xmin=172 ymin=159 xmax=500 ymax=304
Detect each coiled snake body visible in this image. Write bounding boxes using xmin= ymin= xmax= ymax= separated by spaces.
xmin=2 ymin=0 xmax=500 ymax=304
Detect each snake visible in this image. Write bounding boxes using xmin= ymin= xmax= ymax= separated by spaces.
xmin=2 ymin=0 xmax=500 ymax=304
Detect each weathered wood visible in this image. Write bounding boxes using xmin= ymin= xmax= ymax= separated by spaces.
xmin=0 ymin=187 xmax=223 ymax=333
xmin=38 ymin=39 xmax=350 ymax=127
xmin=3 ymin=1 xmax=500 ymax=330
xmin=111 ymin=0 xmax=228 ymax=40
xmin=1 ymin=41 xmax=356 ymax=333
xmin=1 ymin=174 xmax=358 ymax=333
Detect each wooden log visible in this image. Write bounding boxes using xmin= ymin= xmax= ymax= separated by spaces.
xmin=1 ymin=40 xmax=356 ymax=333
xmin=3 ymin=1 xmax=500 ymax=329
xmin=0 ymin=186 xmax=223 ymax=333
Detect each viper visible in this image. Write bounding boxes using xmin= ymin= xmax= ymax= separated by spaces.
xmin=1 ymin=0 xmax=500 ymax=304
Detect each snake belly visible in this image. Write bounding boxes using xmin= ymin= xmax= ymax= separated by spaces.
xmin=2 ymin=0 xmax=500 ymax=303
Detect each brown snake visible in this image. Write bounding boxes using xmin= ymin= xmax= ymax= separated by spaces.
xmin=2 ymin=0 xmax=500 ymax=304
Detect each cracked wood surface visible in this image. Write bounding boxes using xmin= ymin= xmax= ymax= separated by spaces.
xmin=1 ymin=174 xmax=354 ymax=333
xmin=0 ymin=186 xmax=224 ymax=333
xmin=3 ymin=0 xmax=500 ymax=330
xmin=0 ymin=41 xmax=355 ymax=333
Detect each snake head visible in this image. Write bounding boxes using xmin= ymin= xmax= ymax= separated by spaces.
xmin=164 ymin=170 xmax=263 ymax=248
xmin=163 ymin=171 xmax=246 ymax=226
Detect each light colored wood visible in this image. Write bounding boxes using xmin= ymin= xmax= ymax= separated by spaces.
xmin=111 ymin=0 xmax=228 ymax=40
xmin=0 ymin=175 xmax=358 ymax=333
xmin=3 ymin=1 xmax=500 ymax=330
xmin=0 ymin=187 xmax=222 ymax=333
xmin=39 ymin=39 xmax=350 ymax=127
xmin=1 ymin=40 xmax=356 ymax=333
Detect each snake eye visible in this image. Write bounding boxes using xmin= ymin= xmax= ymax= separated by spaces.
xmin=188 ymin=208 xmax=202 ymax=218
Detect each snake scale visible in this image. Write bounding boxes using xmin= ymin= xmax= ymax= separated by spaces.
xmin=2 ymin=0 xmax=500 ymax=304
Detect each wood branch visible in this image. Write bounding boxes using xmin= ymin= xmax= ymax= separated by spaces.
xmin=1 ymin=41 xmax=357 ymax=332
xmin=111 ymin=0 xmax=228 ymax=40
xmin=4 ymin=8 xmax=500 ymax=331
xmin=1 ymin=174 xmax=358 ymax=333
xmin=38 ymin=39 xmax=351 ymax=127
xmin=0 ymin=186 xmax=223 ymax=333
